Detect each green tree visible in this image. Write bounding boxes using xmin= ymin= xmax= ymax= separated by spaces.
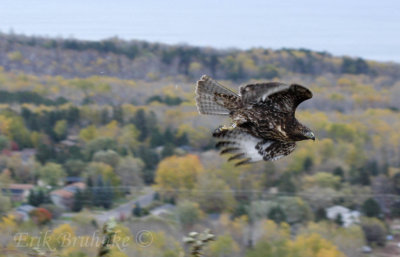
xmin=28 ymin=189 xmax=48 ymax=207
xmin=64 ymin=159 xmax=86 ymax=177
xmin=36 ymin=143 xmax=56 ymax=164
xmin=132 ymin=202 xmax=142 ymax=217
xmin=112 ymin=105 xmax=124 ymax=123
xmin=131 ymin=109 xmax=148 ymax=141
xmin=176 ymin=200 xmax=202 ymax=228
xmin=9 ymin=116 xmax=32 ymax=148
xmin=115 ymin=156 xmax=144 ymax=188
xmin=103 ymin=181 xmax=113 ymax=209
xmin=83 ymin=137 xmax=117 ymax=161
xmin=208 ymin=234 xmax=239 ymax=257
xmin=161 ymin=143 xmax=175 ymax=158
xmin=93 ymin=175 xmax=105 ymax=207
xmin=335 ymin=213 xmax=344 ymax=226
xmin=303 ymin=157 xmax=313 ymax=172
xmin=0 ymin=191 xmax=11 ymax=215
xmin=333 ymin=167 xmax=345 ymax=182
xmin=85 ymin=162 xmax=120 ymax=187
xmin=37 ymin=162 xmax=66 ymax=186
xmin=360 ymin=217 xmax=387 ymax=246
xmin=93 ymin=150 xmax=120 ymax=167
xmin=0 ymin=135 xmax=10 ymax=151
xmin=72 ymin=189 xmax=83 ymax=212
xmin=278 ymin=173 xmax=297 ymax=193
xmin=194 ymin=173 xmax=236 ymax=213
xmin=362 ymin=198 xmax=381 ymax=218
xmin=53 ymin=119 xmax=67 ymax=141
xmin=315 ymin=208 xmax=327 ymax=222
xmin=268 ymin=205 xmax=287 ymax=224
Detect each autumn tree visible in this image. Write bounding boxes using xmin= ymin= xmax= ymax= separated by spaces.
xmin=115 ymin=156 xmax=144 ymax=188
xmin=155 ymin=154 xmax=204 ymax=199
xmin=37 ymin=162 xmax=66 ymax=186
xmin=85 ymin=162 xmax=120 ymax=187
xmin=175 ymin=200 xmax=202 ymax=228
xmin=93 ymin=149 xmax=120 ymax=167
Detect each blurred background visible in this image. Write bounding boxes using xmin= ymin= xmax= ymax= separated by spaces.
xmin=0 ymin=1 xmax=400 ymax=256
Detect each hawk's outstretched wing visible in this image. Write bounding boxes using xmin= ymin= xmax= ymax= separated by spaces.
xmin=213 ymin=128 xmax=296 ymax=166
xmin=239 ymin=83 xmax=312 ymax=113
xmin=195 ymin=75 xmax=239 ymax=115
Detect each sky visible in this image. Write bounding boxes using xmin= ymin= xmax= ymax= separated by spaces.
xmin=1 ymin=0 xmax=400 ymax=62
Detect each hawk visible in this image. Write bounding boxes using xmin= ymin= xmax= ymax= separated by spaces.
xmin=195 ymin=75 xmax=315 ymax=166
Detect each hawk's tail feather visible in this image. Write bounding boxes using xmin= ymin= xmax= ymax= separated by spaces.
xmin=195 ymin=75 xmax=238 ymax=116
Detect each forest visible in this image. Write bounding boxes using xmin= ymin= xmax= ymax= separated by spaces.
xmin=0 ymin=33 xmax=400 ymax=256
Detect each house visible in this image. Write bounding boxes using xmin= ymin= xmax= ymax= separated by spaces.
xmin=326 ymin=205 xmax=360 ymax=227
xmin=50 ymin=182 xmax=85 ymax=210
xmin=1 ymin=183 xmax=34 ymax=202
xmin=60 ymin=135 xmax=80 ymax=147
xmin=65 ymin=176 xmax=84 ymax=185
xmin=13 ymin=204 xmax=36 ymax=221
xmin=10 ymin=149 xmax=37 ymax=163
xmin=150 ymin=204 xmax=175 ymax=216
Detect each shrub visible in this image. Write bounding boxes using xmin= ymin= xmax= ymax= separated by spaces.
xmin=29 ymin=208 xmax=52 ymax=225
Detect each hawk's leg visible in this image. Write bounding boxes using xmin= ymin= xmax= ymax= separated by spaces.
xmin=214 ymin=123 xmax=237 ymax=134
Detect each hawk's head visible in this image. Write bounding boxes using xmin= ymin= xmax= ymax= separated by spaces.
xmin=294 ymin=123 xmax=315 ymax=141
xmin=304 ymin=130 xmax=315 ymax=141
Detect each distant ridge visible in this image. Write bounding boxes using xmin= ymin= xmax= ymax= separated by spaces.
xmin=0 ymin=33 xmax=399 ymax=80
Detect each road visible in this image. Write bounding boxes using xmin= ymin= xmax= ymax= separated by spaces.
xmin=95 ymin=188 xmax=155 ymax=223
xmin=61 ymin=188 xmax=155 ymax=224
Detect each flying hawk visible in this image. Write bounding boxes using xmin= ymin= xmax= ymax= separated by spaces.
xmin=195 ymin=75 xmax=315 ymax=166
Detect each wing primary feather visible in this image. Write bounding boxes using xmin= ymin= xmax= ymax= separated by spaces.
xmin=228 ymin=153 xmax=246 ymax=161
xmin=235 ymin=158 xmax=252 ymax=166
xmin=213 ymin=127 xmax=297 ymax=164
xmin=220 ymin=147 xmax=241 ymax=155
xmin=216 ymin=141 xmax=237 ymax=148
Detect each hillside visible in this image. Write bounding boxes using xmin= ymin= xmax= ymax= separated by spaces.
xmin=0 ymin=33 xmax=399 ymax=256
xmin=1 ymin=33 xmax=400 ymax=81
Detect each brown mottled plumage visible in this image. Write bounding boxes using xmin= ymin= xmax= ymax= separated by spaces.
xmin=195 ymin=75 xmax=315 ymax=166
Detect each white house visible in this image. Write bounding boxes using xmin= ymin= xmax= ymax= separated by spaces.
xmin=326 ymin=205 xmax=360 ymax=227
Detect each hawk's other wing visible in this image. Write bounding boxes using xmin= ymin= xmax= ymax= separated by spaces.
xmin=240 ymin=83 xmax=312 ymax=113
xmin=213 ymin=128 xmax=296 ymax=166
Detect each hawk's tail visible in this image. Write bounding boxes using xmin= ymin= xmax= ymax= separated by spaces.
xmin=195 ymin=75 xmax=239 ymax=115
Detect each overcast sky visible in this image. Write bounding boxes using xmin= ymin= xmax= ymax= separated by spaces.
xmin=1 ymin=0 xmax=399 ymax=62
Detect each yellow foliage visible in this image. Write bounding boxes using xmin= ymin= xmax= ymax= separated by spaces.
xmin=0 ymin=115 xmax=12 ymax=136
xmin=0 ymin=214 xmax=17 ymax=233
xmin=79 ymin=125 xmax=98 ymax=142
xmin=290 ymin=234 xmax=345 ymax=257
xmin=7 ymin=51 xmax=23 ymax=61
xmin=48 ymin=224 xmax=76 ymax=250
xmin=87 ymin=162 xmax=120 ymax=186
xmin=208 ymin=234 xmax=240 ymax=257
xmin=261 ymin=219 xmax=291 ymax=242
xmin=99 ymin=120 xmax=120 ymax=138
xmin=303 ymin=172 xmax=340 ymax=189
xmin=155 ymin=154 xmax=204 ymax=197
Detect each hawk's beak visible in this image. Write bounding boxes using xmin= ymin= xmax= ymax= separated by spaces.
xmin=307 ymin=132 xmax=315 ymax=141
